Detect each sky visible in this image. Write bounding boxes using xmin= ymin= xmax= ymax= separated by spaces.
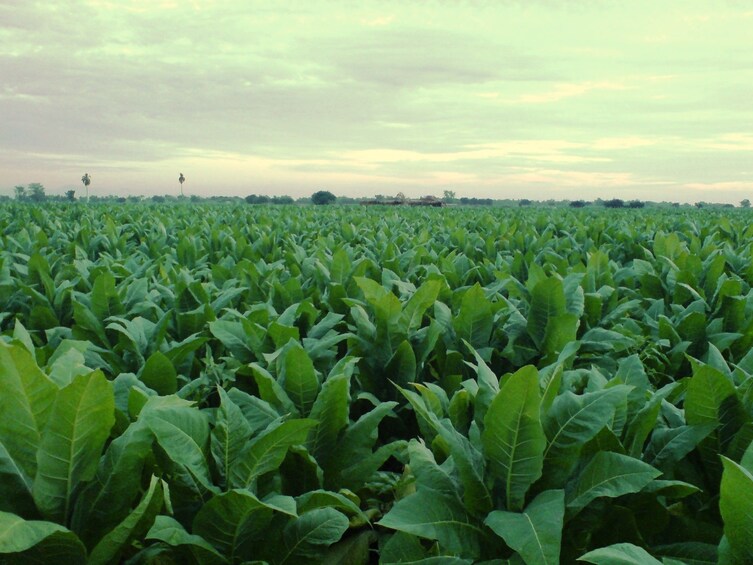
xmin=1 ymin=1 xmax=752 ymax=203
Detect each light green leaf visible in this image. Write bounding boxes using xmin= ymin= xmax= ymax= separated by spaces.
xmin=403 ymin=280 xmax=442 ymax=332
xmin=211 ymin=387 xmax=253 ymax=489
xmin=0 ymin=342 xmax=57 ymax=481
xmin=719 ymin=456 xmax=753 ymax=563
xmin=280 ymin=343 xmax=320 ymax=415
xmin=453 ymin=284 xmax=493 ymax=348
xmin=307 ymin=373 xmax=350 ymax=469
xmin=482 ymin=365 xmax=545 ymax=511
xmin=578 ymin=542 xmax=662 ymax=564
xmin=527 ymin=277 xmax=567 ymax=349
xmin=33 ymin=371 xmax=115 ymax=524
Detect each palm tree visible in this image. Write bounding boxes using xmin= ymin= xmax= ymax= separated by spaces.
xmin=179 ymin=173 xmax=185 ymax=197
xmin=81 ymin=173 xmax=91 ymax=202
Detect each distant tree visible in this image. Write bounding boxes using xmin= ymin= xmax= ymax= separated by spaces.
xmin=272 ymin=195 xmax=294 ymax=205
xmin=518 ymin=199 xmax=532 ymax=206
xmin=311 ymin=190 xmax=336 ymax=205
xmin=245 ymin=194 xmax=270 ymax=204
xmin=66 ymin=190 xmax=76 ymax=201
xmin=179 ymin=173 xmax=185 ymax=196
xmin=14 ymin=185 xmax=26 ymax=200
xmin=569 ymin=200 xmax=588 ymax=208
xmin=152 ymin=195 xmax=165 ymax=203
xmin=81 ymin=173 xmax=91 ymax=202
xmin=443 ymin=190 xmax=456 ymax=203
xmin=603 ymin=198 xmax=625 ymax=208
xmin=741 ymin=199 xmax=751 ymax=208
xmin=695 ymin=201 xmax=705 ymax=208
xmin=627 ymin=200 xmax=645 ymax=208
xmin=28 ymin=183 xmax=46 ymax=202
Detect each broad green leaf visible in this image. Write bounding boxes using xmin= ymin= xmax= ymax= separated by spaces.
xmin=403 ymin=280 xmax=441 ymax=332
xmin=33 ymin=371 xmax=115 ymax=524
xmin=719 ymin=456 xmax=753 ymax=563
xmin=435 ymin=419 xmax=492 ymax=515
xmin=230 ymin=419 xmax=317 ymax=489
xmin=653 ymin=542 xmax=717 ymax=565
xmin=211 ymin=387 xmax=253 ymax=489
xmin=453 ymin=284 xmax=493 ymax=348
xmin=46 ymin=342 xmax=91 ymax=387
xmin=87 ymin=475 xmax=163 ymax=565
xmin=280 ymin=508 xmax=349 ymax=563
xmin=146 ymin=515 xmax=227 ymax=565
xmin=280 ymin=343 xmax=320 ymax=415
xmin=307 ymin=373 xmax=350 ymax=469
xmin=685 ymin=365 xmax=736 ymax=426
xmin=542 ymin=386 xmax=629 ymax=488
xmin=567 ymin=452 xmax=660 ymax=514
xmin=139 ymin=350 xmax=177 ymax=395
xmin=91 ymin=271 xmax=122 ymax=320
xmin=482 ymin=365 xmax=545 ymax=511
xmin=192 ymin=489 xmax=278 ymax=561
xmin=527 ymin=277 xmax=567 ymax=349
xmin=485 ymin=489 xmax=565 ymax=565
xmin=142 ymin=399 xmax=215 ymax=494
xmin=578 ymin=542 xmax=662 ymax=564
xmin=377 ymin=488 xmax=483 ymax=558
xmin=0 ymin=441 xmax=35 ymax=516
xmin=643 ymin=424 xmax=716 ymax=472
xmin=323 ymin=530 xmax=377 ymax=565
xmin=70 ymin=420 xmax=154 ymax=546
xmin=0 ymin=342 xmax=57 ymax=481
xmin=0 ymin=511 xmax=86 ymax=564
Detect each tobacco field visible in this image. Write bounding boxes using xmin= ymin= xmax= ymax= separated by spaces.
xmin=2 ymin=202 xmax=753 ymax=564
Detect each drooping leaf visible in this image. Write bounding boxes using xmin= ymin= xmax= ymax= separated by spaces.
xmin=280 ymin=508 xmax=350 ymax=563
xmin=0 ymin=511 xmax=86 ymax=564
xmin=485 ymin=489 xmax=565 ymax=565
xmin=567 ymin=452 xmax=660 ymax=515
xmin=146 ymin=515 xmax=227 ymax=565
xmin=577 ymin=542 xmax=662 ymax=564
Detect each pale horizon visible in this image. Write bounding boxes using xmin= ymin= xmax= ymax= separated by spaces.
xmin=2 ymin=1 xmax=752 ymax=204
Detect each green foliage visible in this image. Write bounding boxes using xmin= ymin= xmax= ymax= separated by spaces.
xmin=0 ymin=202 xmax=753 ymax=562
xmin=311 ymin=190 xmax=336 ymax=205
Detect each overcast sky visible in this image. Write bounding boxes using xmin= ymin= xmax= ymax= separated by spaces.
xmin=2 ymin=1 xmax=752 ymax=202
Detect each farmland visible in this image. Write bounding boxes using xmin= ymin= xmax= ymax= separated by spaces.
xmin=1 ymin=201 xmax=753 ymax=564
